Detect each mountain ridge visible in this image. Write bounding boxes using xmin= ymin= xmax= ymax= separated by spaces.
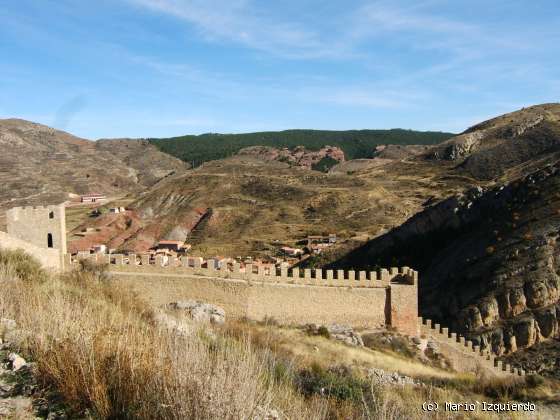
xmin=148 ymin=128 xmax=455 ymax=167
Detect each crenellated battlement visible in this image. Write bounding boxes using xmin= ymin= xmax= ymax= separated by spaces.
xmin=7 ymin=204 xmax=65 ymax=218
xmin=5 ymin=204 xmax=67 ymax=260
xmin=419 ymin=317 xmax=529 ymax=377
xmin=67 ymin=252 xmax=418 ymax=289
xmin=66 ymin=252 xmax=419 ymax=335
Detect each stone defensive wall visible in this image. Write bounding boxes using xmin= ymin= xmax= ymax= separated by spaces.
xmin=419 ymin=317 xmax=527 ymax=377
xmin=67 ymin=253 xmax=419 ymax=335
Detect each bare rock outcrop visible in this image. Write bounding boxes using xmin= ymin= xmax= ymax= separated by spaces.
xmin=425 ymin=104 xmax=560 ymax=180
xmin=238 ymin=145 xmax=345 ymax=170
xmin=327 ymin=324 xmax=364 ymax=347
xmin=166 ymin=300 xmax=226 ymax=324
xmin=153 ymin=311 xmax=192 ymax=336
xmin=367 ymin=368 xmax=418 ymax=387
xmin=440 ymin=130 xmax=486 ymax=160
xmin=304 ymin=323 xmax=364 ymax=346
xmin=7 ymin=353 xmax=26 ymax=371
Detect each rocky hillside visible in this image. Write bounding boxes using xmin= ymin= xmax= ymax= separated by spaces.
xmin=69 ymin=152 xmax=472 ymax=256
xmin=237 ymin=145 xmax=345 ymax=170
xmin=373 ymin=144 xmax=430 ymax=160
xmin=0 ymin=119 xmax=189 ymax=212
xmin=429 ymin=103 xmax=560 ymax=180
xmin=329 ymin=104 xmax=560 ymax=376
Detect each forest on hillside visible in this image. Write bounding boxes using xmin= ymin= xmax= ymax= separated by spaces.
xmin=149 ymin=129 xmax=454 ymax=166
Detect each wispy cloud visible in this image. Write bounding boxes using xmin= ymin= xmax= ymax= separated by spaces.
xmin=127 ymin=0 xmax=347 ymax=58
xmin=352 ymin=1 xmax=524 ymax=51
xmin=297 ymin=85 xmax=429 ymax=109
xmin=126 ymin=0 xmax=547 ymax=84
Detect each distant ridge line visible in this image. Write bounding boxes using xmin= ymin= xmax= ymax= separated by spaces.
xmin=149 ymin=128 xmax=455 ymax=167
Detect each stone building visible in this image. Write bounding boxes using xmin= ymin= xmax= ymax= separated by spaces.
xmin=0 ymin=204 xmax=67 ymax=269
xmin=6 ymin=204 xmax=67 ymax=254
xmin=80 ymin=193 xmax=106 ymax=203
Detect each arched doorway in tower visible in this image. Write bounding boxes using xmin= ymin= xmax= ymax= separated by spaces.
xmin=47 ymin=233 xmax=53 ymax=248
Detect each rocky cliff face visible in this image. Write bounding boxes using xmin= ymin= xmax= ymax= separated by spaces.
xmin=428 ymin=103 xmax=560 ymax=180
xmin=331 ymin=162 xmax=560 ymax=370
xmin=238 ymin=145 xmax=345 ymax=169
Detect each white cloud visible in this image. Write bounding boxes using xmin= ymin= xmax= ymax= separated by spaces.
xmin=353 ymin=0 xmax=542 ymax=58
xmin=127 ymin=0 xmax=346 ymax=58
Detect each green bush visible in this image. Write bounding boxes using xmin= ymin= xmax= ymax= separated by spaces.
xmin=272 ymin=358 xmax=295 ymax=385
xmin=525 ymin=374 xmax=544 ymax=388
xmin=311 ymin=156 xmax=339 ymax=172
xmin=0 ymin=248 xmax=47 ymax=283
xmin=317 ymin=326 xmax=331 ymax=339
xmin=295 ymin=363 xmax=365 ymax=402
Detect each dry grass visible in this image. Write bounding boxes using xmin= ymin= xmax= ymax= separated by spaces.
xmin=223 ymin=321 xmax=457 ymax=381
xmin=0 ymin=249 xmax=549 ymax=419
xmin=0 ymin=251 xmax=326 ymax=419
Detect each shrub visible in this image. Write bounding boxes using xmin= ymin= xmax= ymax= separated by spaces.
xmin=317 ymin=326 xmax=330 ymax=339
xmin=272 ymin=358 xmax=295 ymax=385
xmin=77 ymin=259 xmax=109 ymax=281
xmin=295 ymin=364 xmax=365 ymax=402
xmin=311 ymin=156 xmax=339 ymax=173
xmin=471 ymin=376 xmax=527 ymax=400
xmin=0 ymin=248 xmax=47 ymax=283
xmin=525 ymin=374 xmax=544 ymax=388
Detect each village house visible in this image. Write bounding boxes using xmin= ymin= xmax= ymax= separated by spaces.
xmin=155 ymin=240 xmax=186 ymax=252
xmin=280 ymin=246 xmax=304 ymax=257
xmin=80 ymin=193 xmax=106 ymax=203
xmin=309 ymin=243 xmax=330 ymax=254
xmin=306 ymin=234 xmax=337 ymax=246
xmin=305 ymin=234 xmax=337 ymax=254
xmin=108 ymin=207 xmax=126 ymax=214
xmin=92 ymin=244 xmax=107 ymax=254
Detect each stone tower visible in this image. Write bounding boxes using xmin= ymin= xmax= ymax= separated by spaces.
xmin=6 ymin=204 xmax=67 ymax=255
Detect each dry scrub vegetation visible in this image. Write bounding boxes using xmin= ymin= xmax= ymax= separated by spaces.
xmin=0 ymin=249 xmax=554 ymax=419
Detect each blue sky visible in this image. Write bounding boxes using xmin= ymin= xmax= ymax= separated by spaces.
xmin=1 ymin=0 xmax=559 ymax=139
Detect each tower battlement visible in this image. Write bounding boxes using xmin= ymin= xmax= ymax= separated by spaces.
xmin=6 ymin=204 xmax=67 ymax=255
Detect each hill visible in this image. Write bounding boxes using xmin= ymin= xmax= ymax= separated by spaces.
xmin=327 ymin=104 xmax=560 ymax=377
xmin=149 ymin=129 xmax=454 ymax=167
xmin=429 ymin=103 xmax=560 ymax=180
xmin=68 ymin=153 xmax=474 ymax=257
xmin=0 ymin=119 xmax=189 ymax=217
